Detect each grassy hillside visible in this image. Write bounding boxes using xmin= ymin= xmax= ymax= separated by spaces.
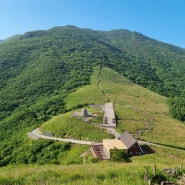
xmin=40 ymin=68 xmax=111 ymax=141
xmin=41 ymin=66 xmax=185 ymax=148
xmin=1 ymin=146 xmax=185 ymax=185
xmin=98 ymin=67 xmax=185 ymax=147
xmin=64 ymin=67 xmax=108 ymax=109
xmin=40 ymin=111 xmax=111 ymax=141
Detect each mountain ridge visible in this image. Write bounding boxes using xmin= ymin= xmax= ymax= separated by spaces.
xmin=0 ymin=25 xmax=185 ymax=167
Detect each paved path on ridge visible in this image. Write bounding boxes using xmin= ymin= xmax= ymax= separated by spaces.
xmin=106 ymin=127 xmax=121 ymax=138
xmin=28 ymin=128 xmax=185 ymax=152
xmin=28 ymin=128 xmax=93 ymax=145
xmin=138 ymin=140 xmax=185 ymax=152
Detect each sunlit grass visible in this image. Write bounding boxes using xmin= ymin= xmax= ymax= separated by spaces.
xmin=1 ymin=146 xmax=185 ymax=185
xmin=64 ymin=68 xmax=107 ymax=109
xmin=35 ymin=66 xmax=185 ymax=184
xmin=98 ymin=67 xmax=185 ymax=148
xmin=40 ymin=110 xmax=111 ymax=141
xmin=42 ymin=66 xmax=185 ymax=148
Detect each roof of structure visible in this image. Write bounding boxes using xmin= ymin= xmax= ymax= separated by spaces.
xmin=103 ymin=139 xmax=127 ymax=151
xmin=117 ymin=131 xmax=136 ymax=149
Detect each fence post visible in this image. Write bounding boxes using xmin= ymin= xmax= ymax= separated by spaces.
xmin=153 ymin=165 xmax=156 ymax=176
xmin=148 ymin=179 xmax=151 ymax=185
xmin=144 ymin=169 xmax=148 ymax=183
xmin=180 ymin=164 xmax=182 ymax=173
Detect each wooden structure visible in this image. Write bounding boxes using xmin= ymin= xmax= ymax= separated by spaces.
xmin=102 ymin=132 xmax=143 ymax=159
xmin=117 ymin=131 xmax=143 ymax=157
xmin=103 ymin=139 xmax=126 ymax=159
xmin=91 ymin=143 xmax=109 ymax=160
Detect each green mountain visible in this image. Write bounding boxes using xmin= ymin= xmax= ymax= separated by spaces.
xmin=1 ymin=67 xmax=185 ymax=185
xmin=41 ymin=67 xmax=185 ymax=148
xmin=0 ymin=25 xmax=185 ymax=167
xmin=106 ymin=30 xmax=185 ymax=96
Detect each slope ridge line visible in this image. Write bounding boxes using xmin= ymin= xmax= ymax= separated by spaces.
xmin=97 ymin=66 xmax=110 ymax=102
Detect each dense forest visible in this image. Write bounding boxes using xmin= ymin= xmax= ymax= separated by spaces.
xmin=169 ymin=97 xmax=185 ymax=122
xmin=0 ymin=25 xmax=185 ymax=166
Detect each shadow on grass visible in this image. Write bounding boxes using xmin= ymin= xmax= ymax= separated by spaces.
xmin=141 ymin=144 xmax=155 ymax=155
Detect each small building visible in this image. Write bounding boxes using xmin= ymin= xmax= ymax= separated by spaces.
xmin=103 ymin=139 xmax=127 ymax=159
xmin=103 ymin=132 xmax=143 ymax=159
xmin=117 ymin=131 xmax=143 ymax=157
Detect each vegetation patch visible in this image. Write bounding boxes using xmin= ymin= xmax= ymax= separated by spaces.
xmin=40 ymin=110 xmax=111 ymax=141
xmin=110 ymin=149 xmax=128 ymax=162
xmin=1 ymin=147 xmax=185 ymax=185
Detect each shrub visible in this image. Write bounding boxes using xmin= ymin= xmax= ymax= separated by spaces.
xmin=110 ymin=149 xmax=128 ymax=162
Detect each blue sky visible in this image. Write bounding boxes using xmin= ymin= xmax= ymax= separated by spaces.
xmin=0 ymin=0 xmax=185 ymax=48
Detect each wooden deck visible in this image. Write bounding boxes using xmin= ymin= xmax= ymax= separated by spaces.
xmin=91 ymin=143 xmax=109 ymax=160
